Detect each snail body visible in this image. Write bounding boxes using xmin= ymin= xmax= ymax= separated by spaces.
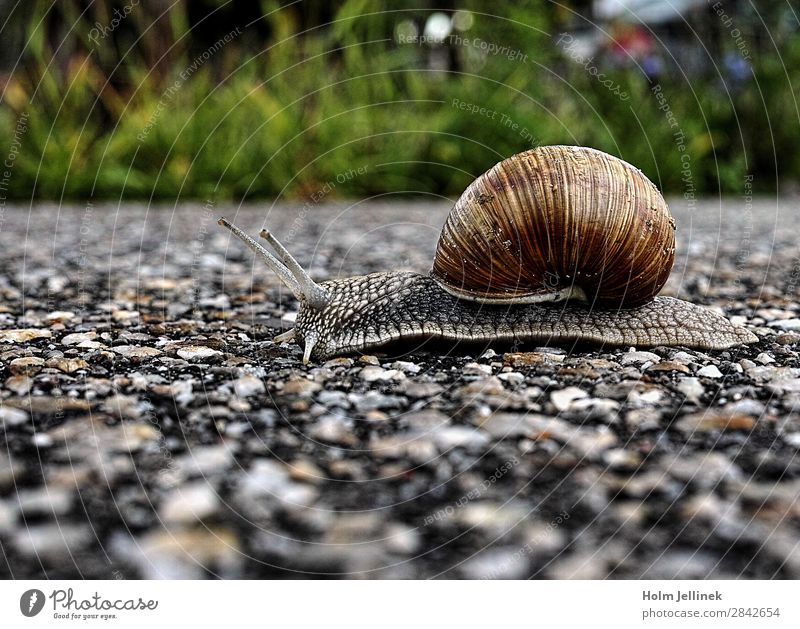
xmin=219 ymin=146 xmax=756 ymax=362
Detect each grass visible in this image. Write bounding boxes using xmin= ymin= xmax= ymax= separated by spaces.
xmin=0 ymin=0 xmax=797 ymax=202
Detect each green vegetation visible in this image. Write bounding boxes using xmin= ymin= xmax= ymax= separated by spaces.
xmin=1 ymin=1 xmax=797 ymax=202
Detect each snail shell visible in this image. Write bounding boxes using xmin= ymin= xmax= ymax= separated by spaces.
xmin=431 ymin=145 xmax=676 ymax=308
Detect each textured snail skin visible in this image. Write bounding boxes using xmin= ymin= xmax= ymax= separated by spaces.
xmin=293 ymin=272 xmax=757 ymax=361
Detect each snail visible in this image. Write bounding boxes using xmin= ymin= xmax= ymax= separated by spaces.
xmin=219 ymin=145 xmax=757 ymax=363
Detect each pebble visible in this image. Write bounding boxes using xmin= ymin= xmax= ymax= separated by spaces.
xmin=15 ymin=487 xmax=73 ymax=516
xmin=175 ymin=445 xmax=232 ymax=478
xmin=627 ymin=385 xmax=665 ymax=407
xmin=461 ymin=549 xmax=529 ymax=579
xmin=463 ymin=362 xmax=493 ymax=377
xmin=287 ymin=458 xmax=325 ymax=484
xmin=323 ymin=357 xmax=354 ymax=369
xmin=0 ymin=501 xmax=14 ymax=535
xmin=0 ymin=329 xmax=52 ymax=343
xmin=550 ymin=386 xmax=588 ymax=411
xmin=177 ymin=345 xmax=222 ymax=361
xmin=401 ymin=381 xmax=444 ymax=398
xmin=45 ymin=357 xmax=89 ymax=373
xmin=61 ymin=331 xmax=97 ymax=345
xmin=232 ymin=374 xmax=266 ymax=397
xmin=238 ymin=459 xmax=318 ymax=507
xmin=432 ymin=425 xmax=489 ymax=450
xmin=160 ymin=482 xmax=220 ymax=524
xmin=784 ymin=433 xmax=800 ymax=448
xmin=621 ymin=350 xmax=661 ymax=366
xmin=359 ymin=366 xmax=405 ymax=382
xmin=112 ymin=309 xmax=140 ymax=323
xmin=351 ymin=391 xmax=404 ymax=411
xmin=497 ymin=371 xmax=525 ymax=385
xmin=504 ymin=351 xmax=565 ymax=366
xmin=676 ymin=377 xmax=704 ymax=403
xmin=769 ymin=318 xmax=800 ymax=331
xmin=476 ymin=413 xmax=532 ymax=439
xmin=0 ymin=406 xmax=29 ymax=426
xmin=458 ymin=376 xmax=505 ymax=396
xmin=756 ymin=352 xmax=776 ymax=365
xmin=309 ymin=416 xmax=359 ymax=446
xmin=13 ymin=523 xmax=92 ymax=559
xmin=675 ymin=410 xmax=756 ymax=433
xmin=281 ymin=377 xmax=321 ymax=396
xmin=671 ymin=351 xmax=697 ymax=365
xmin=603 ymin=448 xmax=642 ymax=470
xmin=697 ymin=365 xmax=724 ymax=379
xmin=647 ymin=361 xmax=690 ymax=374
xmin=9 ymin=356 xmax=45 ymax=375
xmin=46 ymin=311 xmax=76 ymax=322
xmin=390 ymin=360 xmax=421 ymax=374
xmin=113 ymin=345 xmax=163 ymax=359
xmin=112 ymin=527 xmax=241 ymax=579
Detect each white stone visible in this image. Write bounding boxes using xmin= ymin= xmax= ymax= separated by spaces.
xmin=756 ymin=353 xmax=776 ymax=365
xmin=160 ymin=482 xmax=219 ymax=524
xmin=676 ymin=377 xmax=704 ymax=404
xmin=769 ymin=318 xmax=800 ymax=331
xmin=621 ymin=351 xmax=661 ymax=366
xmin=0 ymin=406 xmax=29 ymax=427
xmin=697 ymin=365 xmax=723 ymax=379
xmin=550 ymin=386 xmax=589 ymax=412
xmin=359 ymin=366 xmax=405 ymax=382
xmin=177 ymin=346 xmax=222 ymax=361
xmin=232 ymin=374 xmax=265 ymax=397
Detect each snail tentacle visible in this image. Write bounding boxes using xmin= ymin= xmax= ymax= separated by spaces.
xmin=258 ymin=229 xmax=330 ymax=310
xmin=218 ymin=217 xmax=304 ymax=300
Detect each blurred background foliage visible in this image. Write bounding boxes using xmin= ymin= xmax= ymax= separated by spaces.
xmin=0 ymin=0 xmax=797 ymax=202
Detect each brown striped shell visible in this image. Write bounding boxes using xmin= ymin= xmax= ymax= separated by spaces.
xmin=430 ymin=146 xmax=676 ymax=308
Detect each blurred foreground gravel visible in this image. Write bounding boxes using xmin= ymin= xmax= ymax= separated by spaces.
xmin=1 ymin=199 xmax=799 ymax=579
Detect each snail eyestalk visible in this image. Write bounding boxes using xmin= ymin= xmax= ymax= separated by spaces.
xmin=218 ymin=217 xmax=304 ymax=300
xmin=259 ymin=229 xmax=330 ymax=310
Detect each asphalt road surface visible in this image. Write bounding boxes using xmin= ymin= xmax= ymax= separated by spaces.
xmin=1 ymin=197 xmax=799 ymax=578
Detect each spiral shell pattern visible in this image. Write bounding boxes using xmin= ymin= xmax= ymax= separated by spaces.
xmin=431 ymin=146 xmax=676 ymax=308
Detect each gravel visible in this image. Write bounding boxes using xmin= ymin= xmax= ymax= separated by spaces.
xmin=0 ymin=199 xmax=799 ymax=579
